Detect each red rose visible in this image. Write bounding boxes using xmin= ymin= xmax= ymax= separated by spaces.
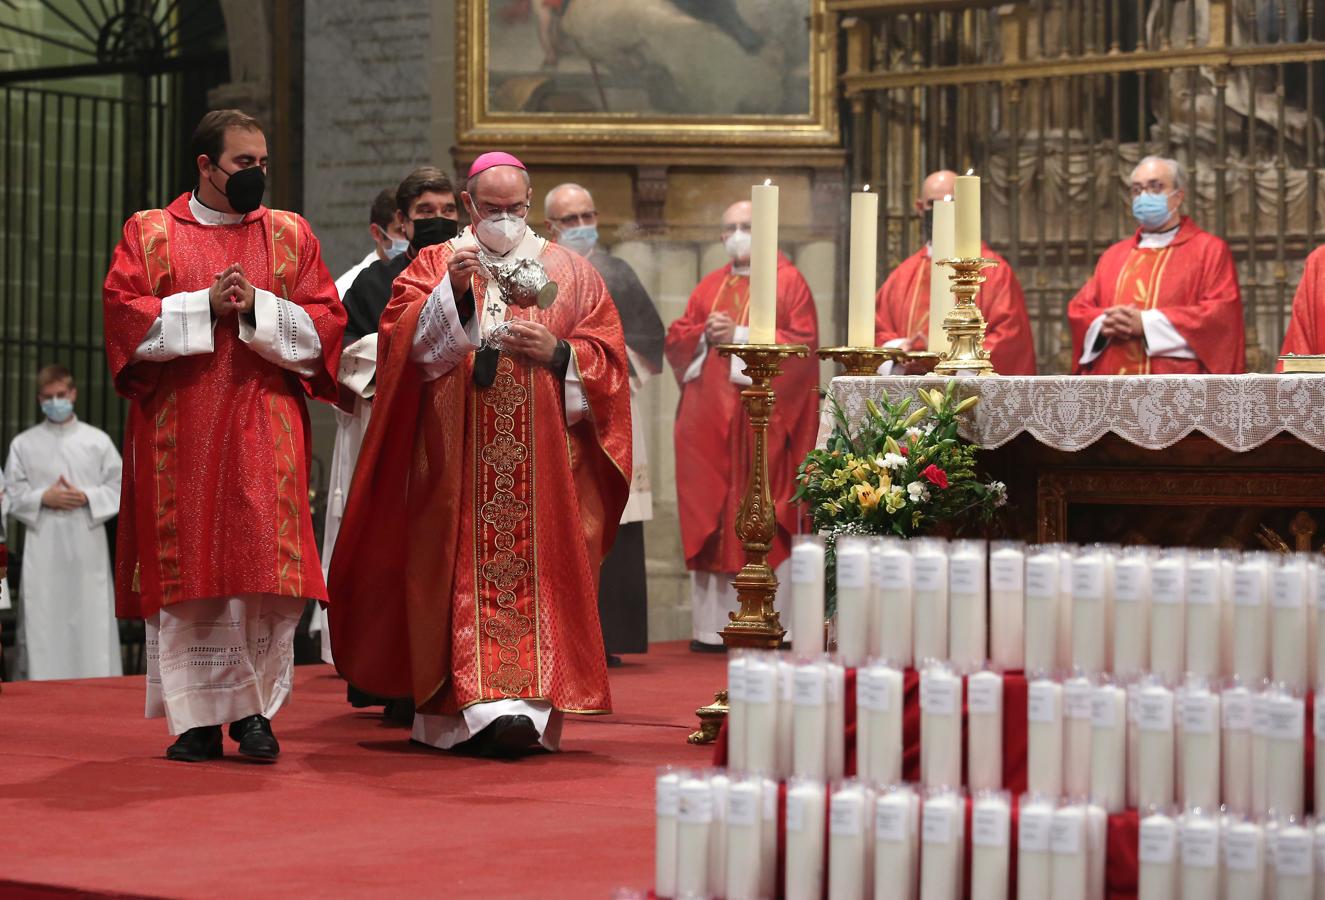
xmin=922 ymin=464 xmax=948 ymax=489
xmin=899 ymin=445 xmax=909 ymax=457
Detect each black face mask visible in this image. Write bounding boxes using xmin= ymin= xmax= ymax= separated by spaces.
xmin=410 ymin=216 xmax=459 ymax=251
xmin=209 ymin=163 xmax=266 ymax=215
xmin=920 ymin=207 xmax=934 ymax=244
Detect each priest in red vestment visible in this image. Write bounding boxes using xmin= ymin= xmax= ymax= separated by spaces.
xmin=665 ymin=200 xmax=820 ymax=650
xmin=1280 ymin=246 xmax=1325 ymax=364
xmin=103 ymin=110 xmax=345 ymax=762
xmin=1068 ymin=156 xmax=1244 ymax=375
xmin=875 ymin=170 xmax=1037 ymax=375
xmin=329 ymin=153 xmax=631 ymax=757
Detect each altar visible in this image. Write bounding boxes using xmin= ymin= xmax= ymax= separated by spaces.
xmin=820 ymin=374 xmax=1325 ymax=551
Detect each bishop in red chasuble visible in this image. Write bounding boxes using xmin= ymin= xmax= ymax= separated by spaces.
xmin=329 ymin=155 xmax=631 ymax=756
xmin=103 ymin=111 xmax=345 ymax=762
xmin=1280 ymin=245 xmax=1325 ymax=364
xmin=1068 ymin=156 xmax=1244 ymax=375
xmin=664 ymin=201 xmax=820 ymax=649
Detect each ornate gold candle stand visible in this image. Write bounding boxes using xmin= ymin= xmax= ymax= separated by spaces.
xmin=817 ymin=346 xmax=897 ymax=376
xmin=934 ymin=257 xmax=1000 ymax=377
xmin=686 ymin=342 xmax=810 ymax=745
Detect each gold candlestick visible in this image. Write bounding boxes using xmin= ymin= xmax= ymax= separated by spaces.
xmin=686 ymin=342 xmax=809 ymax=745
xmin=933 ymin=257 xmax=999 ymax=377
xmin=817 ymin=346 xmax=899 ymax=376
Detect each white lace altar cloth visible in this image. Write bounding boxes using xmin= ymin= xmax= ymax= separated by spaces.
xmin=819 ymin=375 xmax=1325 ymax=453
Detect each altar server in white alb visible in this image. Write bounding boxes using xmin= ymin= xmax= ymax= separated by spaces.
xmin=4 ymin=365 xmax=122 ymax=680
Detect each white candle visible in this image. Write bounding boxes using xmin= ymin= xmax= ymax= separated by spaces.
xmin=1251 ymin=690 xmax=1270 ymax=817
xmin=1126 ymin=682 xmax=1142 ymax=809
xmin=827 ymin=661 xmax=847 ymax=782
xmin=747 ymin=182 xmax=778 ymax=345
xmin=857 ymin=663 xmax=904 ymax=786
xmin=1274 ymin=821 xmax=1315 ymax=900
xmin=1149 ymin=552 xmax=1186 ymax=684
xmin=954 ymin=172 xmax=982 ymax=259
xmin=873 ymin=788 xmax=918 ymax=900
xmin=676 ymin=776 xmax=713 ymax=899
xmin=760 ymin=778 xmax=778 ymax=899
xmin=920 ymin=665 xmax=962 ymax=790
xmin=1057 ymin=548 xmax=1075 ymax=674
xmin=727 ymin=654 xmax=750 ymax=772
xmin=1222 ymin=685 xmax=1254 ymax=816
xmin=1136 ymin=683 xmax=1176 ymax=811
xmin=1178 ymin=814 xmax=1220 ymax=899
xmin=1027 ymin=679 xmax=1065 ymax=798
xmin=707 ymin=773 xmax=729 ymax=898
xmin=725 ymin=779 xmax=764 ymax=900
xmin=776 ymin=658 xmax=795 ymax=778
xmin=1024 ymin=548 xmax=1061 ymax=675
xmin=926 ymin=197 xmax=955 ymax=356
xmin=1233 ymin=553 xmax=1270 ymax=684
xmin=1089 ymin=683 xmax=1127 ymax=813
xmin=1085 ymin=805 xmax=1108 ymax=900
xmin=1111 ymin=550 xmax=1151 ymax=678
xmin=743 ymin=654 xmax=779 ymax=777
xmin=1016 ymin=797 xmax=1054 ymax=900
xmin=1178 ymin=684 xmax=1220 ymax=813
xmin=656 ymin=770 xmax=681 ymax=898
xmin=792 ymin=661 xmax=828 ymax=781
xmin=920 ymin=792 xmax=963 ymax=900
xmin=989 ymin=542 xmax=1026 ymax=671
xmin=828 ymin=782 xmax=870 ymax=900
xmin=967 ymin=670 xmax=1005 ymax=793
xmin=1070 ymin=551 xmax=1108 ymax=675
xmin=1137 ymin=813 xmax=1178 ymax=900
xmin=1063 ymin=676 xmax=1094 ymax=799
xmin=1184 ymin=553 xmax=1223 ymax=680
xmin=1223 ymin=819 xmax=1265 ymax=900
xmin=1273 ymin=558 xmax=1310 ymax=694
xmin=785 ymin=779 xmax=827 ymax=900
xmin=872 ymin=538 xmax=913 ymax=667
xmin=792 ymin=536 xmax=827 ymax=656
xmin=848 ymin=190 xmax=879 ymax=348
xmin=949 ymin=540 xmax=987 ymax=669
xmin=836 ymin=537 xmax=873 ymax=668
xmin=970 ymin=793 xmax=1011 ymax=900
xmin=1266 ymin=691 xmax=1306 ymax=820
xmin=1048 ymin=805 xmax=1089 ymax=900
xmin=912 ymin=539 xmax=949 ymax=665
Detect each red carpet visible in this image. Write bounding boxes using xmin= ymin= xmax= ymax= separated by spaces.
xmin=0 ymin=641 xmax=725 ymax=899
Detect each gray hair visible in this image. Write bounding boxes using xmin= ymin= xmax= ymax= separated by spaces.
xmin=544 ymin=182 xmax=592 ymax=213
xmin=1134 ymin=155 xmax=1187 ymax=192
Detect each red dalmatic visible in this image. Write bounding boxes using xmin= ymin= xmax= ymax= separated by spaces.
xmin=874 ymin=243 xmax=1038 ymax=375
xmin=103 ymin=194 xmax=344 ymax=618
xmin=1280 ymin=245 xmax=1325 ymax=365
xmin=1068 ymin=217 xmax=1244 ymax=375
xmin=328 ymin=240 xmax=631 ymax=716
xmin=664 ymin=255 xmax=820 ymax=574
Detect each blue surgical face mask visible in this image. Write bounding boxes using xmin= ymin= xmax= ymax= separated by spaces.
xmin=41 ymin=397 xmax=74 ymax=423
xmin=558 ymin=224 xmax=598 ymax=255
xmin=1132 ymin=191 xmax=1174 ymax=230
xmin=386 ymin=235 xmax=410 ymax=260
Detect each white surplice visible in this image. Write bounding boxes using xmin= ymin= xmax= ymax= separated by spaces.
xmin=4 ymin=418 xmax=122 ymax=680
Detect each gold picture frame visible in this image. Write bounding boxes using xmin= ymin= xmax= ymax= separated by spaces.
xmin=456 ymin=0 xmax=840 ymax=151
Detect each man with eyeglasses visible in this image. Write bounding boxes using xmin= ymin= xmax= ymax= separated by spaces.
xmin=665 ymin=200 xmax=820 ymax=652
xmin=544 ymin=183 xmax=665 ymax=666
xmin=330 ymin=152 xmax=632 ymax=758
xmin=1068 ymin=155 xmax=1244 ymax=375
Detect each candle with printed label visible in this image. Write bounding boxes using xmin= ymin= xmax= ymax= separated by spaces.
xmin=1149 ymin=551 xmax=1186 ymax=683
xmin=747 ymin=181 xmax=779 ymax=345
xmin=724 ymin=778 xmax=764 ymax=900
xmin=1027 ymin=679 xmax=1065 ymax=798
xmin=743 ymin=654 xmax=779 ymax=777
xmin=1177 ymin=814 xmax=1220 ymax=899
xmin=967 ymin=670 xmax=1004 ymax=793
xmin=1024 ymin=547 xmax=1061 ymax=674
xmin=948 ymin=539 xmax=988 ymax=669
xmin=1136 ymin=813 xmax=1178 ymax=900
xmin=871 ymin=537 xmax=913 ymax=666
xmin=912 ymin=538 xmax=950 ymax=665
xmin=1070 ymin=548 xmax=1109 ymax=675
xmin=655 ymin=769 xmax=681 ymax=898
xmin=970 ymin=792 xmax=1011 ymax=900
xmin=826 ymin=661 xmax=846 ymax=783
xmin=920 ymin=791 xmax=963 ymax=900
xmin=847 ymin=189 xmax=879 ymax=348
xmin=792 ymin=660 xmax=828 ymax=781
xmin=1111 ymin=548 xmax=1151 ymax=677
xmin=920 ymin=665 xmax=962 ymax=789
xmin=1178 ymin=683 xmax=1220 ymax=813
xmin=784 ymin=778 xmax=827 ymax=900
xmin=1016 ymin=796 xmax=1054 ymax=900
xmin=1221 ymin=685 xmax=1254 ymax=815
xmin=1089 ymin=682 xmax=1127 ymax=813
xmin=835 ymin=536 xmax=872 ymax=668
xmin=1265 ymin=689 xmax=1306 ymax=819
xmin=827 ymin=781 xmax=870 ymax=900
xmin=873 ymin=788 xmax=918 ymax=900
xmin=706 ymin=773 xmax=729 ymax=897
xmin=1272 ymin=556 xmax=1310 ymax=693
xmin=1136 ymin=683 xmax=1176 ymax=811
xmin=857 ymin=662 xmax=904 ymax=785
xmin=1062 ymin=676 xmax=1094 ymax=799
xmin=1222 ymin=819 xmax=1265 ymax=899
xmin=1183 ymin=552 xmax=1223 ymax=679
xmin=1048 ymin=805 xmax=1089 ymax=900
xmin=1272 ymin=821 xmax=1315 ymax=900
xmin=726 ymin=655 xmax=749 ymax=772
xmin=1232 ymin=553 xmax=1270 ymax=683
xmin=989 ymin=541 xmax=1026 ymax=671
xmin=675 ymin=776 xmax=713 ymax=899
xmin=791 ymin=535 xmax=826 ymax=655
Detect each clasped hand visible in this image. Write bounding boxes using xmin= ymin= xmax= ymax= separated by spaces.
xmin=42 ymin=475 xmax=88 ymax=511
xmin=705 ymin=311 xmax=735 ymax=345
xmin=1100 ymin=305 xmax=1143 ymax=340
xmin=209 ymin=263 xmax=256 ymax=317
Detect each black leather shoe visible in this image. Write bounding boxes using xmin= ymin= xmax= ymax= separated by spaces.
xmin=689 ymin=639 xmax=727 ymax=654
xmin=606 ymin=654 xmax=623 ymax=668
xmin=452 ymin=714 xmax=541 ymax=758
xmin=165 ymin=725 xmax=223 ymax=762
xmin=228 ymin=714 xmax=280 ymax=762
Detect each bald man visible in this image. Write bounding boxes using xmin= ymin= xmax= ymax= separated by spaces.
xmin=545 ymin=183 xmax=665 ymax=664
xmin=664 ymin=201 xmax=820 ymax=651
xmin=875 ymin=170 xmax=1036 ymax=374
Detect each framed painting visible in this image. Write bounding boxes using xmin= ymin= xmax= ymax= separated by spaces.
xmin=456 ymin=0 xmax=840 ymax=149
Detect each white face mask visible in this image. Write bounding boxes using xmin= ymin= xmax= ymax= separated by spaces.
xmin=385 ymin=235 xmax=410 ymax=260
xmin=724 ymin=228 xmax=752 ymax=263
xmin=475 ymin=213 xmax=527 ymax=255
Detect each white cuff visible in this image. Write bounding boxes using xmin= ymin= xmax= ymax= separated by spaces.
xmin=338 ymin=333 xmax=378 ymax=399
xmin=133 ymin=290 xmax=215 ymax=361
xmin=877 ymin=337 xmax=908 ymax=374
xmin=682 ymin=335 xmax=707 ymax=384
xmin=238 ymin=289 xmax=324 ymax=377
xmin=1078 ymin=313 xmax=1109 ymax=365
xmin=411 ymin=276 xmax=481 ymax=381
xmin=564 ymin=347 xmax=592 ymax=427
xmin=1141 ymin=309 xmax=1198 ymax=359
xmin=729 ymin=325 xmax=752 ymax=386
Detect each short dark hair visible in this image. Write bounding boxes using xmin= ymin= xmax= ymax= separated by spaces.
xmin=370 ymin=188 xmax=396 ymax=229
xmin=191 ymin=109 xmax=263 ymax=164
xmin=37 ymin=364 xmax=74 ymax=390
xmin=395 ymin=167 xmax=454 ymax=218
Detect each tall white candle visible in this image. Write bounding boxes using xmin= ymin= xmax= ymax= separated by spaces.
xmin=725 ymin=778 xmax=764 ymax=900
xmin=747 ymin=181 xmax=778 ymax=345
xmin=1149 ymin=551 xmax=1186 ymax=684
xmin=1024 ymin=548 xmax=1061 ymax=675
xmin=926 ymin=198 xmax=956 ymax=356
xmin=1048 ymin=805 xmax=1090 ymax=900
xmin=1063 ymin=676 xmax=1095 ymax=799
xmin=785 ymin=778 xmax=827 ymax=900
xmin=1233 ymin=553 xmax=1270 ymax=684
xmin=776 ymin=658 xmax=795 ymax=779
xmin=1016 ymin=797 xmax=1054 ymax=900
xmin=872 ymin=538 xmax=913 ymax=667
xmin=1070 ymin=550 xmax=1108 ymax=675
xmin=792 ymin=536 xmax=827 ymax=656
xmin=760 ymin=778 xmax=778 ymax=899
xmin=727 ymin=654 xmax=750 ymax=772
xmin=857 ymin=663 xmax=904 ymax=786
xmin=1273 ymin=558 xmax=1310 ymax=694
xmin=1057 ymin=548 xmax=1075 ymax=673
xmin=1178 ymin=813 xmax=1220 ymax=899
xmin=954 ymin=172 xmax=982 ymax=259
xmin=827 ymin=660 xmax=847 ymax=782
xmin=920 ymin=792 xmax=963 ymax=900
xmin=828 ymin=782 xmax=870 ymax=900
xmin=989 ymin=542 xmax=1026 ymax=671
xmin=1126 ymin=681 xmax=1142 ymax=809
xmin=1251 ymin=690 xmax=1270 ymax=816
xmin=1027 ymin=679 xmax=1065 ymax=798
xmin=656 ymin=769 xmax=682 ymax=898
xmin=792 ymin=661 xmax=828 ymax=781
xmin=1274 ymin=821 xmax=1315 ymax=900
xmin=1265 ymin=690 xmax=1306 ymax=820
xmin=707 ymin=773 xmax=729 ymax=898
xmin=912 ymin=539 xmax=949 ymax=665
xmin=1111 ymin=549 xmax=1151 ymax=678
xmin=920 ymin=664 xmax=962 ymax=789
xmin=1089 ymin=682 xmax=1127 ymax=813
xmin=836 ymin=537 xmax=873 ymax=668
xmin=676 ymin=776 xmax=713 ymax=899
xmin=1184 ymin=552 xmax=1223 ymax=679
xmin=967 ymin=670 xmax=1004 ymax=793
xmin=1223 ymin=819 xmax=1265 ymax=900
xmin=1136 ymin=813 xmax=1178 ymax=900
xmin=873 ymin=788 xmax=918 ymax=900
xmin=970 ymin=793 xmax=1011 ymax=900
xmin=1222 ymin=684 xmax=1254 ymax=816
xmin=949 ymin=540 xmax=987 ymax=669
xmin=1085 ymin=805 xmax=1107 ymax=900
xmin=1136 ymin=683 xmax=1176 ymax=812
xmin=1178 ymin=683 xmax=1220 ymax=813
xmin=848 ymin=190 xmax=879 ymax=348
xmin=744 ymin=654 xmax=779 ymax=776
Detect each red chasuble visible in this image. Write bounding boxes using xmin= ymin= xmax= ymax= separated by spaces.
xmin=328 ymin=238 xmax=631 ymax=716
xmin=1280 ymin=245 xmax=1325 ymax=365
xmin=664 ymin=255 xmax=820 ymax=574
xmin=874 ymin=243 xmax=1037 ymax=375
xmin=103 ymin=194 xmax=344 ymax=619
xmin=1068 ymin=217 xmax=1244 ymax=375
